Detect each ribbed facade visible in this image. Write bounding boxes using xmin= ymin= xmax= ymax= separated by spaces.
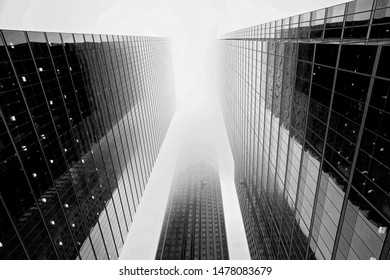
xmin=219 ymin=0 xmax=390 ymax=259
xmin=0 ymin=30 xmax=175 ymax=259
xmin=156 ymin=147 xmax=229 ymax=260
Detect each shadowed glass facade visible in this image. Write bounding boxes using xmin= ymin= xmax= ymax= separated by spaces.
xmin=219 ymin=0 xmax=390 ymax=260
xmin=0 ymin=29 xmax=175 ymax=259
xmin=156 ymin=147 xmax=229 ymax=260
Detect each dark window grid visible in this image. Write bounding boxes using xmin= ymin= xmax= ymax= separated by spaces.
xmin=369 ymin=78 xmax=390 ymax=115
xmin=352 ymin=172 xmax=390 ymax=227
xmin=3 ymin=30 xmax=86 ymax=258
xmin=365 ymin=106 xmax=390 ymax=142
xmin=311 ymin=66 xmax=335 ymax=92
xmin=334 ymin=82 xmax=366 ymax=112
xmin=0 ymin=200 xmax=29 ymax=259
xmin=330 ymin=45 xmax=382 ymax=257
xmin=0 ymin=157 xmax=35 ymax=259
xmin=0 ymin=108 xmax=61 ymax=259
xmin=326 ymin=126 xmax=356 ymax=158
xmin=305 ymin=130 xmax=325 ymax=154
xmin=343 ymin=11 xmax=371 ymax=40
xmin=306 ymin=113 xmax=327 ymax=140
xmin=354 ymin=146 xmax=390 ymax=192
xmin=60 ymin=35 xmax=120 ymax=259
xmin=330 ymin=111 xmax=360 ymax=143
xmin=328 ymin=110 xmax=362 ymax=144
xmin=308 ymin=97 xmax=331 ymax=124
xmin=358 ymin=136 xmax=390 ymax=182
xmin=370 ymin=9 xmax=390 ymax=38
xmin=360 ymin=128 xmax=390 ymax=171
xmin=324 ymin=141 xmax=354 ymax=176
xmin=19 ymin=220 xmax=60 ymax=259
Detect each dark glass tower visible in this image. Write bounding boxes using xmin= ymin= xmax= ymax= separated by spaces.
xmin=0 ymin=30 xmax=175 ymax=259
xmin=156 ymin=147 xmax=229 ymax=260
xmin=219 ymin=0 xmax=390 ymax=260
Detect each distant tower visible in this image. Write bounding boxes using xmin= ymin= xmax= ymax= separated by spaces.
xmin=156 ymin=146 xmax=229 ymax=260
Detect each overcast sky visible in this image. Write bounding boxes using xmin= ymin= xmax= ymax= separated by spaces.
xmin=0 ymin=0 xmax=348 ymax=260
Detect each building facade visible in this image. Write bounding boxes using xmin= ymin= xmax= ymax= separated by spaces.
xmin=156 ymin=147 xmax=229 ymax=260
xmin=219 ymin=0 xmax=390 ymax=259
xmin=0 ymin=30 xmax=175 ymax=259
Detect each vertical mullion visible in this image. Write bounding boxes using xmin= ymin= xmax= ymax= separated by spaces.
xmin=25 ymin=32 xmax=83 ymax=259
xmin=109 ymin=36 xmax=136 ymax=228
xmin=0 ymin=115 xmax=31 ymax=260
xmin=331 ymin=45 xmax=382 ymax=260
xmin=60 ymin=33 xmax=110 ymax=260
xmin=1 ymin=31 xmax=62 ymax=260
xmin=98 ymin=34 xmax=132 ymax=233
xmin=45 ymin=32 xmax=98 ymax=260
xmin=92 ymin=34 xmax=131 ymax=243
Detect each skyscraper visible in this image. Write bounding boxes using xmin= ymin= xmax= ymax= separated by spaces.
xmin=0 ymin=30 xmax=175 ymax=259
xmin=219 ymin=0 xmax=390 ymax=260
xmin=156 ymin=146 xmax=229 ymax=260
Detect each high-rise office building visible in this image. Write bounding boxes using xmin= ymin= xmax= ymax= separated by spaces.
xmin=0 ymin=29 xmax=175 ymax=259
xmin=219 ymin=0 xmax=390 ymax=260
xmin=156 ymin=147 xmax=229 ymax=260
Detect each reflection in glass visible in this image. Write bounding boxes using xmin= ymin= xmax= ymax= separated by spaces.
xmin=219 ymin=0 xmax=390 ymax=260
xmin=0 ymin=29 xmax=175 ymax=259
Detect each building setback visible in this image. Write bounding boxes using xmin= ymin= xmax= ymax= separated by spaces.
xmin=156 ymin=147 xmax=229 ymax=260
xmin=219 ymin=0 xmax=390 ymax=259
xmin=0 ymin=30 xmax=175 ymax=259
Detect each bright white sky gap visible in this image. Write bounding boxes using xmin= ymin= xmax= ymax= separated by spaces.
xmin=0 ymin=0 xmax=348 ymax=260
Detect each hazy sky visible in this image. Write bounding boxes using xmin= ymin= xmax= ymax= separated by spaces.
xmin=0 ymin=0 xmax=348 ymax=260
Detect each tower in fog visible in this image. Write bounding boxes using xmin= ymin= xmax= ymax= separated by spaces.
xmin=156 ymin=146 xmax=229 ymax=260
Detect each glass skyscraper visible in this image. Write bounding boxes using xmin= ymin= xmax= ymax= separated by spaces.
xmin=156 ymin=147 xmax=229 ymax=260
xmin=0 ymin=30 xmax=175 ymax=259
xmin=219 ymin=0 xmax=390 ymax=259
